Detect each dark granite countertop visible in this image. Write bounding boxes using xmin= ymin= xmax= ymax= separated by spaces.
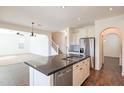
xmin=24 ymin=54 xmax=89 ymax=76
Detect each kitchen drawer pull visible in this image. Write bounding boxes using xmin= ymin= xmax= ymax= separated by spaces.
xmin=66 ymin=69 xmax=72 ymax=73
xmin=76 ymin=65 xmax=79 ymax=67
xmin=63 ymin=71 xmax=66 ymax=74
xmin=57 ymin=73 xmax=63 ymax=77
xmin=80 ymin=68 xmax=83 ymax=70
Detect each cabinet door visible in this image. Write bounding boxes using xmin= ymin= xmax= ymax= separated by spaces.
xmin=73 ymin=67 xmax=81 ymax=86
xmin=29 ymin=67 xmax=51 ymax=86
xmin=80 ymin=62 xmax=87 ymax=84
xmin=85 ymin=59 xmax=90 ymax=77
xmin=73 ymin=62 xmax=81 ymax=71
xmin=80 ymin=58 xmax=90 ymax=85
xmin=73 ymin=58 xmax=90 ymax=86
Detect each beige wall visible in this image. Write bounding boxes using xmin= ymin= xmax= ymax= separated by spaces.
xmin=103 ymin=33 xmax=121 ymax=57
xmin=51 ymin=31 xmax=66 ymax=53
xmin=95 ymin=14 xmax=124 ymax=76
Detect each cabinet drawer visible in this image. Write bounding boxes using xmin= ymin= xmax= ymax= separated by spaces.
xmin=82 ymin=58 xmax=90 ymax=65
xmin=73 ymin=62 xmax=81 ymax=71
xmin=86 ymin=58 xmax=90 ymax=62
xmin=85 ymin=59 xmax=90 ymax=66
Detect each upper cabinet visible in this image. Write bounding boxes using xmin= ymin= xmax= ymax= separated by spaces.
xmin=69 ymin=25 xmax=95 ymax=45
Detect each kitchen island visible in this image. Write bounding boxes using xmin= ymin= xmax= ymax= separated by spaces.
xmin=25 ymin=54 xmax=90 ymax=86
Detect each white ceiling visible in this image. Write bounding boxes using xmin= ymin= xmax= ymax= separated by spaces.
xmin=0 ymin=6 xmax=124 ymax=31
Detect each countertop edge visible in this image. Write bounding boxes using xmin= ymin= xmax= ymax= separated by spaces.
xmin=24 ymin=56 xmax=90 ymax=76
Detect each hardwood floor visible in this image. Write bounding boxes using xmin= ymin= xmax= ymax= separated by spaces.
xmin=83 ymin=57 xmax=124 ymax=86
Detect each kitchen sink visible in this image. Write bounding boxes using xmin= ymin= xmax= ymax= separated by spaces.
xmin=62 ymin=57 xmax=75 ymax=61
xmin=62 ymin=55 xmax=83 ymax=61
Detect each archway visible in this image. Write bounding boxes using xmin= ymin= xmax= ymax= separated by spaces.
xmin=99 ymin=27 xmax=122 ymax=71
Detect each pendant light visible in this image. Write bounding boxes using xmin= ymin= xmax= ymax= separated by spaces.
xmin=17 ymin=32 xmax=24 ymax=36
xmin=30 ymin=22 xmax=36 ymax=37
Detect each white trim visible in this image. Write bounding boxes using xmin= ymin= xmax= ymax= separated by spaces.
xmin=122 ymin=72 xmax=124 ymax=76
xmin=95 ymin=63 xmax=102 ymax=70
xmin=95 ymin=65 xmax=100 ymax=70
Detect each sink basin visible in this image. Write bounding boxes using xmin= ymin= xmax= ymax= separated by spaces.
xmin=71 ymin=55 xmax=83 ymax=58
xmin=62 ymin=55 xmax=83 ymax=61
xmin=62 ymin=57 xmax=75 ymax=61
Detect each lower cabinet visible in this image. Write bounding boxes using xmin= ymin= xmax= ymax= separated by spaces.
xmin=29 ymin=67 xmax=54 ymax=86
xmin=73 ymin=58 xmax=90 ymax=86
xmin=73 ymin=66 xmax=81 ymax=86
xmin=29 ymin=58 xmax=90 ymax=86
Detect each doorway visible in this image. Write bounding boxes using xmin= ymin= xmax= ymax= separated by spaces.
xmin=100 ymin=27 xmax=122 ymax=72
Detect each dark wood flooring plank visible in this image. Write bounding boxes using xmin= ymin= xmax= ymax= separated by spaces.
xmin=83 ymin=57 xmax=124 ymax=86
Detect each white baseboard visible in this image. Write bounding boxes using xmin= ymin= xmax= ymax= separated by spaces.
xmin=122 ymin=72 xmax=124 ymax=76
xmin=95 ymin=64 xmax=102 ymax=70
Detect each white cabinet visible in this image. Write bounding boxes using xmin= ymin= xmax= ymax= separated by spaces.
xmin=29 ymin=67 xmax=54 ymax=86
xmin=73 ymin=58 xmax=90 ymax=86
xmin=29 ymin=58 xmax=90 ymax=86
xmin=73 ymin=64 xmax=81 ymax=86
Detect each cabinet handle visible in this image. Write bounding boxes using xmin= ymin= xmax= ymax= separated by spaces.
xmin=80 ymin=68 xmax=83 ymax=70
xmin=66 ymin=69 xmax=71 ymax=73
xmin=63 ymin=71 xmax=66 ymax=74
xmin=57 ymin=73 xmax=63 ymax=77
xmin=76 ymin=65 xmax=79 ymax=67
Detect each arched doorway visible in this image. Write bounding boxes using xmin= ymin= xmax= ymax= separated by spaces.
xmin=99 ymin=27 xmax=122 ymax=72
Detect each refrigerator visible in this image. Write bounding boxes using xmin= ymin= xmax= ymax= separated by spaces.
xmin=79 ymin=37 xmax=95 ymax=69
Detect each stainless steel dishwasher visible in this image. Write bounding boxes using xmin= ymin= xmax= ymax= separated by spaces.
xmin=54 ymin=66 xmax=72 ymax=86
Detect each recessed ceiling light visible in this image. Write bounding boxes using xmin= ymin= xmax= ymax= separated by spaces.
xmin=109 ymin=7 xmax=113 ymax=11
xmin=78 ymin=17 xmax=81 ymax=21
xmin=61 ymin=6 xmax=65 ymax=8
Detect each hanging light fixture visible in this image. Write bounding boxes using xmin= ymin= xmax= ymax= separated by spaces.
xmin=30 ymin=22 xmax=36 ymax=37
xmin=16 ymin=32 xmax=24 ymax=36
